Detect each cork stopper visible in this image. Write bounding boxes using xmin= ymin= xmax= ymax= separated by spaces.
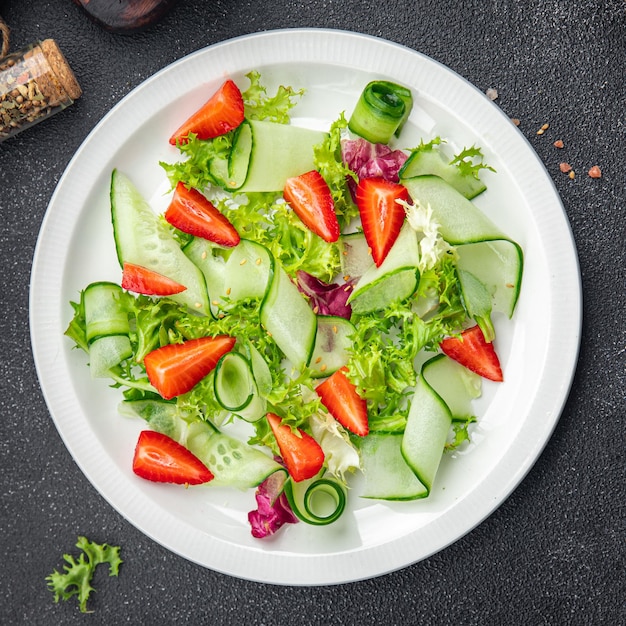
xmin=40 ymin=39 xmax=82 ymax=100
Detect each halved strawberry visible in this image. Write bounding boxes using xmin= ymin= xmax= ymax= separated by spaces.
xmin=164 ymin=182 xmax=240 ymax=247
xmin=355 ymin=176 xmax=410 ymax=266
xmin=283 ymin=170 xmax=340 ymax=243
xmin=132 ymin=430 xmax=214 ymax=485
xmin=266 ymin=412 xmax=324 ymax=482
xmin=316 ymin=366 xmax=369 ymax=436
xmin=144 ymin=335 xmax=236 ymax=400
xmin=121 ymin=262 xmax=186 ymax=296
xmin=440 ymin=325 xmax=503 ymax=382
xmin=169 ymin=79 xmax=244 ymax=145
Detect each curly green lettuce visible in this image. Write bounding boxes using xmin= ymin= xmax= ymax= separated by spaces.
xmin=346 ymin=253 xmax=467 ymax=432
xmin=46 ymin=536 xmax=122 ymax=613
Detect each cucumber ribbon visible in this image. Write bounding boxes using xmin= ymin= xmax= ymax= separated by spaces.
xmin=359 ymin=354 xmax=481 ymax=501
xmin=348 ymin=80 xmax=414 ymax=144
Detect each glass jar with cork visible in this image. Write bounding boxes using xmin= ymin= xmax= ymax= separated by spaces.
xmin=0 ymin=34 xmax=82 ymax=142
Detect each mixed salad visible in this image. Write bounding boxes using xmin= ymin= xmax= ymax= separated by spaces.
xmin=65 ymin=72 xmax=523 ymax=538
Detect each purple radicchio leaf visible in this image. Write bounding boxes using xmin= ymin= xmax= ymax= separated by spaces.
xmin=341 ymin=137 xmax=408 ymax=183
xmin=296 ymin=270 xmax=353 ymax=320
xmin=248 ymin=471 xmax=298 ymax=539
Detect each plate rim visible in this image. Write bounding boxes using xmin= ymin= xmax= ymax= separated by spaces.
xmin=29 ymin=27 xmax=582 ymax=585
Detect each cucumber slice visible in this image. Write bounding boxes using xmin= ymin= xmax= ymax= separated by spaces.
xmin=358 ymin=433 xmax=428 ymax=500
xmin=118 ymin=399 xmax=184 ymax=440
xmin=213 ymin=352 xmax=266 ymax=422
xmin=83 ymin=281 xmax=129 ymax=343
xmin=226 ymin=120 xmax=253 ymax=190
xmin=260 ymin=263 xmax=317 ymax=370
xmin=183 ymin=237 xmax=228 ymax=318
xmin=399 ymin=148 xmax=487 ymax=199
xmin=283 ymin=475 xmax=347 ymax=525
xmin=339 ymin=232 xmax=371 ymax=280
xmin=400 ymin=368 xmax=453 ymax=495
xmin=402 ymin=174 xmax=505 ymax=244
xmin=223 ymin=238 xmax=272 ymax=302
xmin=400 ymin=353 xmax=482 ymax=493
xmin=347 ymin=222 xmax=420 ymax=314
xmin=348 ymin=80 xmax=413 ymax=144
xmin=309 ymin=316 xmax=355 ymax=378
xmin=110 ymin=170 xmax=210 ymax=316
xmin=246 ymin=342 xmax=273 ymax=398
xmin=420 ymin=353 xmax=481 ymax=420
xmin=237 ymin=120 xmax=328 ymax=193
xmin=185 ymin=420 xmax=285 ymax=489
xmin=89 ymin=335 xmax=133 ymax=378
xmin=403 ymin=175 xmax=523 ymax=317
xmin=456 ymin=240 xmax=523 ymax=318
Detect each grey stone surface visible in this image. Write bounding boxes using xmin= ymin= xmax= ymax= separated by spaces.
xmin=0 ymin=0 xmax=624 ymax=623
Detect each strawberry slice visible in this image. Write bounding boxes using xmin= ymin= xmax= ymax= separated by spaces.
xmin=164 ymin=182 xmax=240 ymax=247
xmin=316 ymin=366 xmax=369 ymax=436
xmin=169 ymin=79 xmax=244 ymax=145
xmin=266 ymin=412 xmax=324 ymax=482
xmin=121 ymin=262 xmax=186 ymax=296
xmin=283 ymin=170 xmax=340 ymax=243
xmin=355 ymin=176 xmax=410 ymax=266
xmin=440 ymin=325 xmax=504 ymax=382
xmin=132 ymin=430 xmax=214 ymax=485
xmin=144 ymin=335 xmax=236 ymax=400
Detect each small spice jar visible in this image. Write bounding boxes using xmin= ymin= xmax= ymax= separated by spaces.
xmin=0 ymin=39 xmax=82 ymax=142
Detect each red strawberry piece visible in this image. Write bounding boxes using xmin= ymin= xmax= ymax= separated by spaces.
xmin=283 ymin=170 xmax=340 ymax=243
xmin=169 ymin=79 xmax=244 ymax=145
xmin=266 ymin=412 xmax=325 ymax=482
xmin=164 ymin=182 xmax=240 ymax=247
xmin=132 ymin=430 xmax=213 ymax=485
xmin=121 ymin=262 xmax=186 ymax=296
xmin=144 ymin=335 xmax=236 ymax=400
xmin=440 ymin=325 xmax=504 ymax=382
xmin=355 ymin=176 xmax=410 ymax=266
xmin=316 ymin=366 xmax=369 ymax=436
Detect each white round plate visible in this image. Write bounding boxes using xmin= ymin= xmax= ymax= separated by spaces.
xmin=30 ymin=29 xmax=581 ymax=585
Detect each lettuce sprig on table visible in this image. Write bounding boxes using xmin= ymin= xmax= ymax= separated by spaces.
xmin=46 ymin=536 xmax=122 ymax=614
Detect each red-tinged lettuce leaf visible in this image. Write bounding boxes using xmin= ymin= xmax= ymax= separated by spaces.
xmin=341 ymin=138 xmax=408 ymax=183
xmin=296 ymin=270 xmax=353 ymax=319
xmin=248 ymin=472 xmax=298 ymax=538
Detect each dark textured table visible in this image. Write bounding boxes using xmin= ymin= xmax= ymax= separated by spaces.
xmin=1 ymin=1 xmax=624 ymax=624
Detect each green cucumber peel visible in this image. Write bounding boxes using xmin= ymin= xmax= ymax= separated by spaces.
xmin=283 ymin=475 xmax=347 ymax=525
xmin=348 ymin=80 xmax=413 ymax=144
